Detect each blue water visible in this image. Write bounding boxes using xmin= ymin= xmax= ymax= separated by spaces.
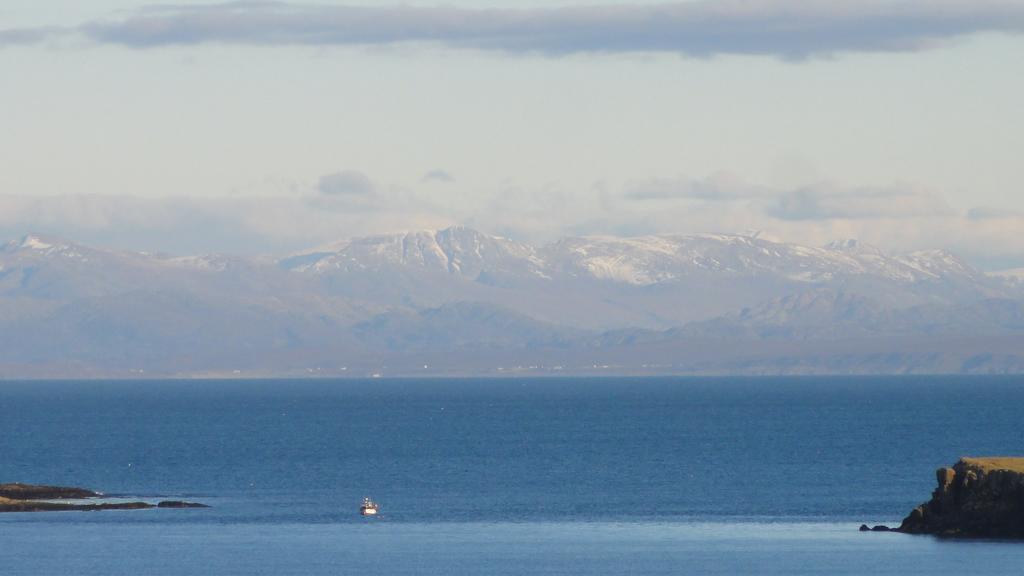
xmin=2 ymin=376 xmax=1024 ymax=574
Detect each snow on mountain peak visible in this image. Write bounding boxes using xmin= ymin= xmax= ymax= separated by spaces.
xmin=544 ymin=233 xmax=982 ymax=286
xmin=989 ymin=268 xmax=1024 ymax=285
xmin=8 ymin=228 xmax=982 ymax=292
xmin=4 ymin=234 xmax=83 ymax=258
xmin=165 ymin=255 xmax=234 ymax=271
xmin=280 ymin=226 xmax=545 ymax=280
xmin=824 ymin=239 xmax=887 ymax=256
xmin=898 ymin=249 xmax=975 ymax=278
xmin=22 ymin=235 xmax=55 ymax=250
xmin=826 ymin=238 xmax=859 ymax=251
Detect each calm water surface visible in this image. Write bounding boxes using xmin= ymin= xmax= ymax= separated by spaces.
xmin=2 ymin=376 xmax=1023 ymax=574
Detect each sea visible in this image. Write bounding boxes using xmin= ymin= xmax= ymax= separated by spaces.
xmin=2 ymin=376 xmax=1024 ymax=575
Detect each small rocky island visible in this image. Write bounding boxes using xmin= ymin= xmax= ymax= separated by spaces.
xmin=0 ymin=483 xmax=208 ymax=513
xmin=863 ymin=457 xmax=1024 ymax=538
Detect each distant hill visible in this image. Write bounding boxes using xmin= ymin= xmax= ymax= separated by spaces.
xmin=1 ymin=228 xmax=1022 ymax=377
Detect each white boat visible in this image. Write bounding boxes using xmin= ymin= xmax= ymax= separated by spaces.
xmin=360 ymin=497 xmax=379 ymax=516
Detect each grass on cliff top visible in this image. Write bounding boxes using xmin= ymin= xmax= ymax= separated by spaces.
xmin=961 ymin=457 xmax=1024 ymax=473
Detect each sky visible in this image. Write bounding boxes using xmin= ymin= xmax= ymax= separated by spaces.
xmin=2 ymin=0 xmax=1023 ymax=268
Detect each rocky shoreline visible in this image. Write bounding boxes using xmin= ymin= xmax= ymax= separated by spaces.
xmin=0 ymin=483 xmax=208 ymax=513
xmin=862 ymin=457 xmax=1024 ymax=539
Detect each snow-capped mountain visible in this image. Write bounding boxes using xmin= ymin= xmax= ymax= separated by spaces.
xmin=280 ymin=229 xmax=984 ymax=288
xmin=4 ymin=234 xmax=84 ymax=258
xmin=274 ymin=228 xmax=998 ymax=329
xmin=542 ymin=233 xmax=981 ymax=285
xmin=274 ymin=228 xmax=983 ymax=286
xmin=0 ymin=228 xmax=1021 ymax=377
xmin=282 ymin=226 xmax=545 ymax=279
xmin=990 ymin=268 xmax=1024 ymax=287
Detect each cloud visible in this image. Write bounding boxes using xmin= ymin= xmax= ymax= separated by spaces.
xmin=625 ymin=173 xmax=765 ymax=201
xmin=0 ymin=194 xmax=452 ymax=256
xmin=308 ymin=170 xmax=447 ymax=216
xmin=2 ymin=176 xmax=1023 ymax=270
xmin=317 ymin=170 xmax=374 ymax=196
xmin=5 ymin=1 xmax=1024 ymax=57
xmin=0 ymin=27 xmax=57 ymax=47
xmin=765 ymin=184 xmax=955 ymax=220
xmin=967 ymin=206 xmax=1024 ymax=220
xmin=0 ymin=195 xmax=288 ymax=255
xmin=422 ymin=169 xmax=455 ymax=184
xmin=623 ymin=177 xmax=955 ymax=222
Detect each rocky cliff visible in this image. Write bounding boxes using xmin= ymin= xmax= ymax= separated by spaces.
xmin=898 ymin=458 xmax=1024 ymax=538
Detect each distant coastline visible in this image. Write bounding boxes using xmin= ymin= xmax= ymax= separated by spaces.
xmin=3 ymin=363 xmax=1024 ymax=380
xmin=2 ymin=229 xmax=1022 ymax=379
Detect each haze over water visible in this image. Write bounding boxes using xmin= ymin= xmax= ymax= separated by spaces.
xmin=3 ymin=376 xmax=1024 ymax=574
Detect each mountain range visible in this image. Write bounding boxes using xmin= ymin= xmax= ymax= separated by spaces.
xmin=2 ymin=227 xmax=1022 ymax=377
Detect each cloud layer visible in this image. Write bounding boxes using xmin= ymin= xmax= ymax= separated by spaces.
xmin=318 ymin=170 xmax=375 ymax=196
xmin=5 ymin=1 xmax=1024 ymax=57
xmin=766 ymin=185 xmax=954 ymax=220
xmin=3 ymin=173 xmax=1023 ymax=270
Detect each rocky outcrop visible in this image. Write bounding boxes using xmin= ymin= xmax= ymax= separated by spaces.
xmin=0 ymin=498 xmax=154 ymax=512
xmin=859 ymin=524 xmax=893 ymax=532
xmin=0 ymin=483 xmax=100 ymax=500
xmin=156 ymin=500 xmax=210 ymax=509
xmin=0 ymin=483 xmax=207 ymax=513
xmin=897 ymin=458 xmax=1024 ymax=538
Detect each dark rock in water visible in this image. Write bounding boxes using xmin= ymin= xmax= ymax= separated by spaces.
xmin=859 ymin=524 xmax=892 ymax=532
xmin=0 ymin=499 xmax=153 ymax=512
xmin=0 ymin=483 xmax=100 ymax=500
xmin=157 ymin=500 xmax=209 ymax=508
xmin=897 ymin=457 xmax=1024 ymax=539
xmin=0 ymin=482 xmax=208 ymax=513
